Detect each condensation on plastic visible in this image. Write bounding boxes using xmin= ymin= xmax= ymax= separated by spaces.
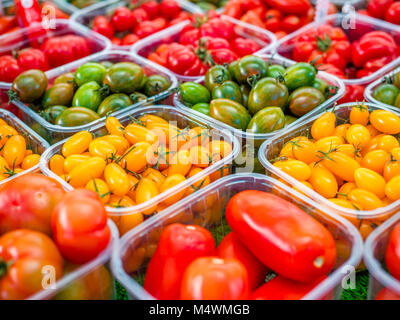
xmin=0 ymin=19 xmax=111 ymax=86
xmin=364 ymin=211 xmax=400 ymax=300
xmin=131 ymin=15 xmax=277 ymax=82
xmin=173 ymin=54 xmax=345 ymax=149
xmin=111 ymin=173 xmax=363 ymax=300
xmin=0 ymin=107 xmax=49 ymax=185
xmin=40 ymin=105 xmax=240 ymax=217
xmin=265 ymin=13 xmax=400 ymax=87
xmin=364 ymin=66 xmax=400 ymax=110
xmin=28 ymin=220 xmax=119 ymax=300
xmin=259 ymin=102 xmax=400 ymax=224
xmin=11 ymin=50 xmax=178 ymax=145
xmin=72 ymin=0 xmax=204 ymax=51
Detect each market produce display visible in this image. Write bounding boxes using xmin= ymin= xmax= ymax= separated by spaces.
xmin=83 ymin=0 xmax=196 ymax=46
xmin=8 ymin=61 xmax=172 ymax=127
xmin=142 ymin=14 xmax=267 ymax=77
xmin=0 ymin=174 xmax=114 ymax=299
xmin=47 ymin=114 xmax=234 ymax=235
xmin=370 ymin=68 xmax=400 ymax=108
xmin=177 ymin=55 xmax=338 ymax=134
xmin=265 ymin=104 xmax=400 ymax=239
xmin=223 ymin=0 xmax=337 ymax=40
xmin=359 ymin=0 xmax=400 ymax=25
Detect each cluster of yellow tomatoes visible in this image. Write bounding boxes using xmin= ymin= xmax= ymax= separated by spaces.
xmin=48 ymin=114 xmax=233 ymax=235
xmin=0 ymin=119 xmax=41 ymax=181
xmin=274 ymin=105 xmax=400 ymax=237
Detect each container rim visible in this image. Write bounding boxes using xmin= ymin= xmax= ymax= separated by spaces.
xmin=28 ymin=219 xmax=119 ymax=300
xmin=111 ymin=173 xmax=363 ymax=300
xmin=39 ymin=104 xmax=241 ymax=215
xmin=259 ymin=101 xmax=400 ymax=219
xmin=173 ymin=53 xmax=346 ymax=141
xmin=364 ymin=210 xmax=400 ymax=295
xmin=267 ymin=13 xmax=400 ymax=86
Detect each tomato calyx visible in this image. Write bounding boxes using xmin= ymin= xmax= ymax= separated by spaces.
xmin=325 ymin=85 xmax=339 ymax=98
xmin=7 ymin=89 xmax=19 ymax=105
xmin=91 ymin=178 xmax=113 ymax=199
xmin=315 ymin=35 xmax=332 ymax=53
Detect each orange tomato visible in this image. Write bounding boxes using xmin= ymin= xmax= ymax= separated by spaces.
xmin=21 ymin=154 xmax=40 ymax=170
xmin=354 ymin=168 xmax=386 ymax=199
xmin=362 ymin=150 xmax=390 ymax=174
xmin=311 ymin=112 xmax=336 ymax=140
xmin=49 ymin=154 xmax=65 ymax=176
xmin=135 ymin=177 xmax=159 ymax=215
xmin=369 ymin=110 xmax=400 ymax=135
xmin=349 ymin=104 xmax=369 ymax=125
xmin=348 ymin=188 xmax=383 ymax=210
xmin=105 ymin=117 xmax=124 ymax=136
xmin=160 ymin=174 xmax=187 ymax=205
xmin=3 ymin=135 xmax=26 ymax=167
xmin=309 ymin=165 xmax=338 ymax=198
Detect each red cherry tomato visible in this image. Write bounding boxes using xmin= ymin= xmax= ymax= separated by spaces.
xmin=281 ymin=15 xmax=302 ymax=34
xmin=122 ymin=33 xmax=140 ymax=45
xmin=16 ymin=48 xmax=49 ymax=71
xmin=0 ymin=55 xmax=22 ymax=82
xmin=367 ymin=0 xmax=394 ymax=19
xmin=385 ymin=2 xmax=400 ymax=25
xmin=160 ymin=0 xmax=182 ymax=19
xmin=231 ymin=38 xmax=262 ymax=56
xmin=386 ymin=222 xmax=400 ymax=281
xmin=111 ymin=7 xmax=134 ymax=32
xmin=140 ymin=0 xmax=160 ymax=19
xmin=131 ymin=7 xmax=149 ymax=26
xmin=92 ymin=16 xmax=114 ymax=39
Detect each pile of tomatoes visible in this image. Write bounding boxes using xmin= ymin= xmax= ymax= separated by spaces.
xmin=0 ymin=174 xmax=112 ymax=299
xmin=143 ymin=190 xmax=336 ymax=300
xmin=273 ymin=104 xmax=400 ymax=239
xmin=178 ymin=55 xmax=336 ymax=134
xmin=48 ymin=114 xmax=233 ymax=235
xmin=224 ymin=0 xmax=337 ymax=40
xmin=90 ymin=0 xmax=193 ymax=46
xmin=146 ymin=14 xmax=263 ymax=77
xmin=372 ymin=69 xmax=400 ymax=108
xmin=359 ymin=0 xmax=400 ymax=25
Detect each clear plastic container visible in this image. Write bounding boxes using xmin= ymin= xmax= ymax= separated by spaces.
xmin=72 ymin=0 xmax=203 ymax=51
xmin=259 ymin=102 xmax=400 ymax=239
xmin=0 ymin=108 xmax=49 ymax=185
xmin=173 ymin=54 xmax=345 ymax=172
xmin=111 ymin=173 xmax=363 ymax=300
xmin=267 ymin=13 xmax=400 ymax=101
xmin=131 ymin=15 xmax=277 ymax=82
xmin=0 ymin=19 xmax=111 ymax=86
xmin=364 ymin=66 xmax=400 ymax=110
xmin=40 ymin=105 xmax=240 ymax=234
xmin=364 ymin=211 xmax=400 ymax=300
xmin=29 ymin=220 xmax=119 ymax=300
xmin=53 ymin=0 xmax=106 ymax=13
xmin=11 ymin=50 xmax=178 ymax=145
xmin=311 ymin=0 xmax=366 ymax=9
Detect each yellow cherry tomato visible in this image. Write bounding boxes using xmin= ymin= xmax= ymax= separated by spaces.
xmin=314 ymin=136 xmax=344 ymax=154
xmin=147 ymin=123 xmax=180 ymax=146
xmin=124 ymin=123 xmax=159 ymax=145
xmin=168 ymin=149 xmax=192 ymax=176
xmin=85 ymin=178 xmax=111 ymax=204
xmin=209 ymin=140 xmax=232 ymax=160
xmin=169 ymin=128 xmax=191 ymax=152
xmin=366 ymin=124 xmax=380 ymax=137
xmin=346 ymin=124 xmax=371 ymax=150
xmin=96 ymin=135 xmax=129 ymax=155
xmin=62 ymin=131 xmax=93 ymax=157
xmin=49 ymin=154 xmax=65 ymax=176
xmin=0 ymin=124 xmax=18 ymax=147
xmin=185 ymin=167 xmax=210 ymax=196
xmin=290 ymin=139 xmax=318 ymax=164
xmin=190 ymin=145 xmax=210 ymax=168
xmin=311 ymin=112 xmax=336 ymax=140
xmin=25 ymin=149 xmax=32 ymax=156
xmin=378 ymin=135 xmax=400 ymax=153
xmin=142 ymin=168 xmax=166 ymax=190
xmin=370 ymin=110 xmax=400 ymax=135
xmin=186 ymin=127 xmax=211 ymax=149
xmin=309 ymin=165 xmax=338 ymax=198
xmin=280 ymin=136 xmax=309 ymax=159
xmin=362 ymin=134 xmax=384 ymax=155
xmin=135 ymin=177 xmax=159 ymax=215
xmin=391 ymin=147 xmax=400 ymax=160
xmin=362 ymin=150 xmax=390 ymax=174
xmin=383 ymin=161 xmax=400 ymax=181
xmin=119 ymin=142 xmax=151 ymax=173
xmin=89 ymin=139 xmax=116 ymax=159
xmin=273 ymin=159 xmax=311 ymax=181
xmin=107 ymin=195 xmax=136 ymax=208
xmin=349 ymin=104 xmax=369 ymax=126
xmin=118 ymin=212 xmax=144 ymax=236
xmin=348 ymin=188 xmax=383 ymax=210
xmin=139 ymin=114 xmax=168 ymax=127
xmin=359 ymin=221 xmax=378 ymax=240
xmin=354 ymin=168 xmax=386 ymax=199
xmin=0 ymin=155 xmax=9 ymax=173
xmin=105 ymin=117 xmax=124 ymax=136
xmin=63 ymin=154 xmax=90 ymax=173
xmin=104 ymin=163 xmax=130 ymax=196
xmin=385 ymin=176 xmax=400 ymax=201
xmin=146 ymin=144 xmax=172 ymax=171
xmin=334 ymin=124 xmax=351 ymax=142
xmin=21 ymin=154 xmax=40 ymax=170
xmin=329 ymin=198 xmax=363 ymax=211
xmin=321 ymin=151 xmax=360 ymax=182
xmin=127 ymin=174 xmax=139 ymax=200
xmin=68 ymin=157 xmax=106 ymax=188
xmin=160 ymin=174 xmax=187 ymax=205
xmin=3 ymin=135 xmax=26 ymax=167
xmin=336 ymin=144 xmax=362 ymax=161
xmin=337 ymin=182 xmax=356 ymax=199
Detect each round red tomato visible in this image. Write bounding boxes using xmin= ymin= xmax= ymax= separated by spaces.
xmin=160 ymin=0 xmax=181 ymax=19
xmin=141 ymin=0 xmax=160 ymax=19
xmin=111 ymin=7 xmax=134 ymax=32
xmin=92 ymin=16 xmax=114 ymax=39
xmin=385 ymin=2 xmax=400 ymax=25
xmin=0 ymin=55 xmax=22 ymax=82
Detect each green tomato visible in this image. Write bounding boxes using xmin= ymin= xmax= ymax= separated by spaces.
xmin=312 ymin=78 xmax=329 ymax=94
xmin=228 ymin=61 xmax=238 ymax=82
xmin=240 ymin=84 xmax=251 ymax=108
xmin=72 ymin=81 xmax=106 ymax=111
xmin=288 ymin=87 xmax=325 ymax=117
xmin=205 ymin=65 xmax=231 ymax=92
xmin=267 ymin=64 xmax=286 ymax=79
xmin=212 ymin=80 xmax=242 ymax=104
xmin=373 ymin=83 xmax=400 ymax=106
xmin=74 ymin=62 xmax=107 ymax=87
xmin=395 ymin=93 xmax=400 ymax=108
xmin=210 ymin=98 xmax=251 ymax=130
xmin=284 ymin=62 xmax=316 ymax=91
xmin=247 ymin=107 xmax=285 ymax=134
xmin=234 ymin=55 xmax=268 ymax=84
xmin=144 ymin=75 xmax=171 ymax=97
xmin=10 ymin=70 xmax=48 ymax=103
xmin=100 ymin=61 xmax=113 ymax=69
xmin=54 ymin=72 xmax=75 ymax=85
xmin=97 ymin=93 xmax=133 ymax=117
xmin=394 ymin=72 xmax=400 ymax=89
xmin=248 ymin=77 xmax=288 ymax=115
xmin=103 ymin=62 xmax=144 ymax=94
xmin=130 ymin=92 xmax=148 ymax=103
xmin=55 ymin=107 xmax=100 ymax=127
xmin=40 ymin=105 xmax=68 ymax=124
xmin=196 ymin=2 xmax=217 ymax=11
xmin=181 ymin=82 xmax=210 ymax=106
xmin=284 ymin=114 xmax=297 ymax=127
xmin=42 ymin=83 xmax=74 ymax=109
xmin=192 ymin=103 xmax=210 ymax=116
